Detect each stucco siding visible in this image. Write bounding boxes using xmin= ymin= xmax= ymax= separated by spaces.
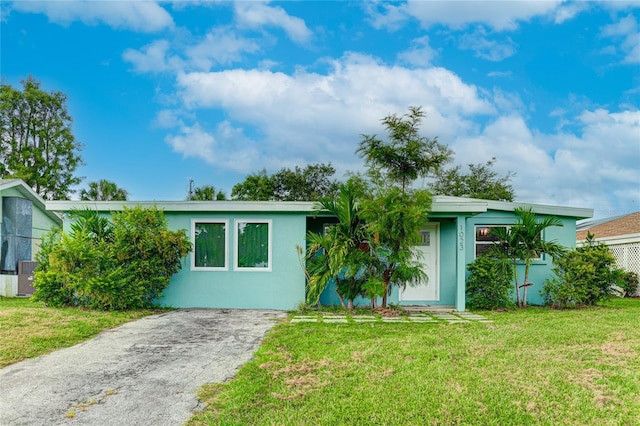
xmin=160 ymin=212 xmax=307 ymax=310
xmin=466 ymin=212 xmax=578 ymax=306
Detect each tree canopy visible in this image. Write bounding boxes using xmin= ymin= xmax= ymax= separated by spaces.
xmin=188 ymin=184 xmax=227 ymax=201
xmin=429 ymin=157 xmax=515 ymax=201
xmin=1 ymin=76 xmax=83 ymax=200
xmin=80 ymin=179 xmax=129 ymax=201
xmin=357 ymin=106 xmax=452 ymax=193
xmin=231 ymin=163 xmax=339 ymax=201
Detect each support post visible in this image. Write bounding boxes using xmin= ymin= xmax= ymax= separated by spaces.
xmin=455 ymin=216 xmax=466 ymax=312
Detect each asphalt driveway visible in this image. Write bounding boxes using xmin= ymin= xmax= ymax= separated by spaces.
xmin=0 ymin=309 xmax=287 ymax=426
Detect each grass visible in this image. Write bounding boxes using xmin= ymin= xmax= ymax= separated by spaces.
xmin=189 ymin=298 xmax=640 ymax=426
xmin=0 ymin=297 xmax=158 ymax=367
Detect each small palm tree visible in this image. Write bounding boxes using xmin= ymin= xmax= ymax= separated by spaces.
xmin=303 ymin=181 xmax=370 ymax=309
xmin=361 ymin=187 xmax=430 ymax=308
xmin=490 ymin=207 xmax=565 ymax=307
xmin=80 ymin=179 xmax=128 ymax=201
xmin=189 ymin=185 xmax=226 ymax=201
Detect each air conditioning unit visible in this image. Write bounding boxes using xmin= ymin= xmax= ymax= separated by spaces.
xmin=18 ymin=261 xmax=38 ymax=296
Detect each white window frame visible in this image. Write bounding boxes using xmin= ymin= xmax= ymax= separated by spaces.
xmin=474 ymin=225 xmax=544 ymax=260
xmin=191 ymin=219 xmax=229 ymax=271
xmin=234 ymin=219 xmax=273 ymax=272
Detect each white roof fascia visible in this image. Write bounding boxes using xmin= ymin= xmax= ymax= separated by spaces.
xmin=46 ymin=200 xmax=321 ymax=213
xmin=431 ymin=196 xmax=593 ymax=219
xmin=577 ymin=232 xmax=640 ymax=246
xmin=485 ymin=199 xmax=593 ymax=219
xmin=430 ymin=197 xmax=488 ymax=214
xmin=46 ymin=196 xmax=593 ymax=219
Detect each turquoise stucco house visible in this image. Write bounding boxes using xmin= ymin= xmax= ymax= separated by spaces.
xmin=46 ymin=196 xmax=592 ymax=311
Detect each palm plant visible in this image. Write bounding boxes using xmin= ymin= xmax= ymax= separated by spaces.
xmin=80 ymin=179 xmax=128 ymax=201
xmin=303 ymin=181 xmax=370 ymax=309
xmin=189 ymin=185 xmax=227 ymax=200
xmin=489 ymin=207 xmax=565 ymax=307
xmin=68 ymin=208 xmax=114 ymax=242
xmin=361 ymin=187 xmax=430 ymax=308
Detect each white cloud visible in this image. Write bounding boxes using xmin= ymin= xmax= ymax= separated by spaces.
xmin=167 ymin=53 xmax=495 ymax=175
xmin=11 ymin=0 xmax=174 ymax=32
xmin=186 ymin=27 xmax=261 ymax=69
xmin=459 ymin=28 xmax=517 ymax=61
xmin=165 ymin=124 xmax=216 ymax=163
xmin=164 ymin=121 xmax=267 ymax=173
xmin=448 ymin=109 xmax=640 ymax=216
xmin=553 ymin=2 xmax=589 ymax=24
xmin=600 ymin=15 xmax=640 ymax=64
xmin=153 ymin=109 xmax=194 ymax=129
xmin=368 ymin=0 xmax=565 ymax=31
xmin=123 ymin=40 xmax=180 ymax=73
xmin=123 ymin=28 xmax=261 ymax=73
xmin=234 ymin=1 xmax=312 ymax=44
xmin=397 ymin=36 xmax=438 ymax=67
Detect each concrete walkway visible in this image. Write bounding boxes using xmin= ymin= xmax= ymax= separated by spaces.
xmin=290 ymin=311 xmax=492 ymax=324
xmin=0 ymin=309 xmax=286 ymax=426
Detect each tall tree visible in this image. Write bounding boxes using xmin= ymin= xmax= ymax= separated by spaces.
xmin=231 ymin=163 xmax=339 ymax=201
xmin=0 ymin=76 xmax=83 ymax=199
xmin=357 ymin=106 xmax=452 ymax=193
xmin=231 ymin=169 xmax=275 ymax=201
xmin=188 ymin=184 xmax=227 ymax=201
xmin=80 ymin=179 xmax=129 ymax=201
xmin=430 ymin=157 xmax=515 ymax=201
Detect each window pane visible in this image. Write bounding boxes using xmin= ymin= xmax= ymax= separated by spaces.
xmin=476 ymin=243 xmax=493 ymax=257
xmin=195 ymin=222 xmax=225 ymax=268
xmin=476 ymin=226 xmax=504 ymax=242
xmin=237 ymin=222 xmax=269 ymax=268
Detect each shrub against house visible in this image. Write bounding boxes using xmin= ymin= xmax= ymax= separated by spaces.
xmin=33 ymin=207 xmax=191 ymax=310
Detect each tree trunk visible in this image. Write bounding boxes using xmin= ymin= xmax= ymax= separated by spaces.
xmin=336 ymin=289 xmax=346 ymax=309
xmin=348 ymin=299 xmax=354 ymax=310
xmin=381 ymin=269 xmax=391 ymax=308
xmin=522 ymin=262 xmax=530 ymax=308
xmin=512 ymin=259 xmax=521 ymax=308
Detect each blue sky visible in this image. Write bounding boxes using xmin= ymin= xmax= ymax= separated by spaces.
xmin=1 ymin=1 xmax=639 ymax=218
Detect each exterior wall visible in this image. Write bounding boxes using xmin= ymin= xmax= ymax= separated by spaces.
xmin=45 ymin=197 xmax=588 ymax=310
xmin=393 ymin=218 xmax=458 ymax=307
xmin=466 ymin=211 xmax=578 ymax=306
xmin=318 ymin=212 xmax=579 ymax=309
xmin=1 ymin=186 xmax=58 ymax=259
xmin=159 ymin=212 xmax=308 ymax=310
xmin=0 ymin=186 xmax=59 ymax=296
xmin=0 ymin=275 xmax=18 ymax=297
xmin=319 ymin=218 xmax=459 ymax=308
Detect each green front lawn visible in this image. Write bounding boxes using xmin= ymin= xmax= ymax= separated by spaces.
xmin=190 ymin=298 xmax=640 ymax=425
xmin=0 ymin=297 xmax=157 ymax=367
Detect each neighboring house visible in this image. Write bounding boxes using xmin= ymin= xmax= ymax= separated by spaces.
xmin=0 ymin=179 xmax=62 ymax=297
xmin=47 ymin=195 xmax=592 ymax=311
xmin=577 ymin=212 xmax=640 ymax=295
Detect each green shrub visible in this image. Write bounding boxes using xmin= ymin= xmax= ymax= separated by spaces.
xmin=33 ymin=206 xmax=191 ymax=310
xmin=620 ymin=271 xmax=639 ymax=297
xmin=465 ymin=255 xmax=514 ymax=310
xmin=542 ymin=235 xmax=622 ymax=308
xmin=33 ymin=228 xmax=75 ymax=307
